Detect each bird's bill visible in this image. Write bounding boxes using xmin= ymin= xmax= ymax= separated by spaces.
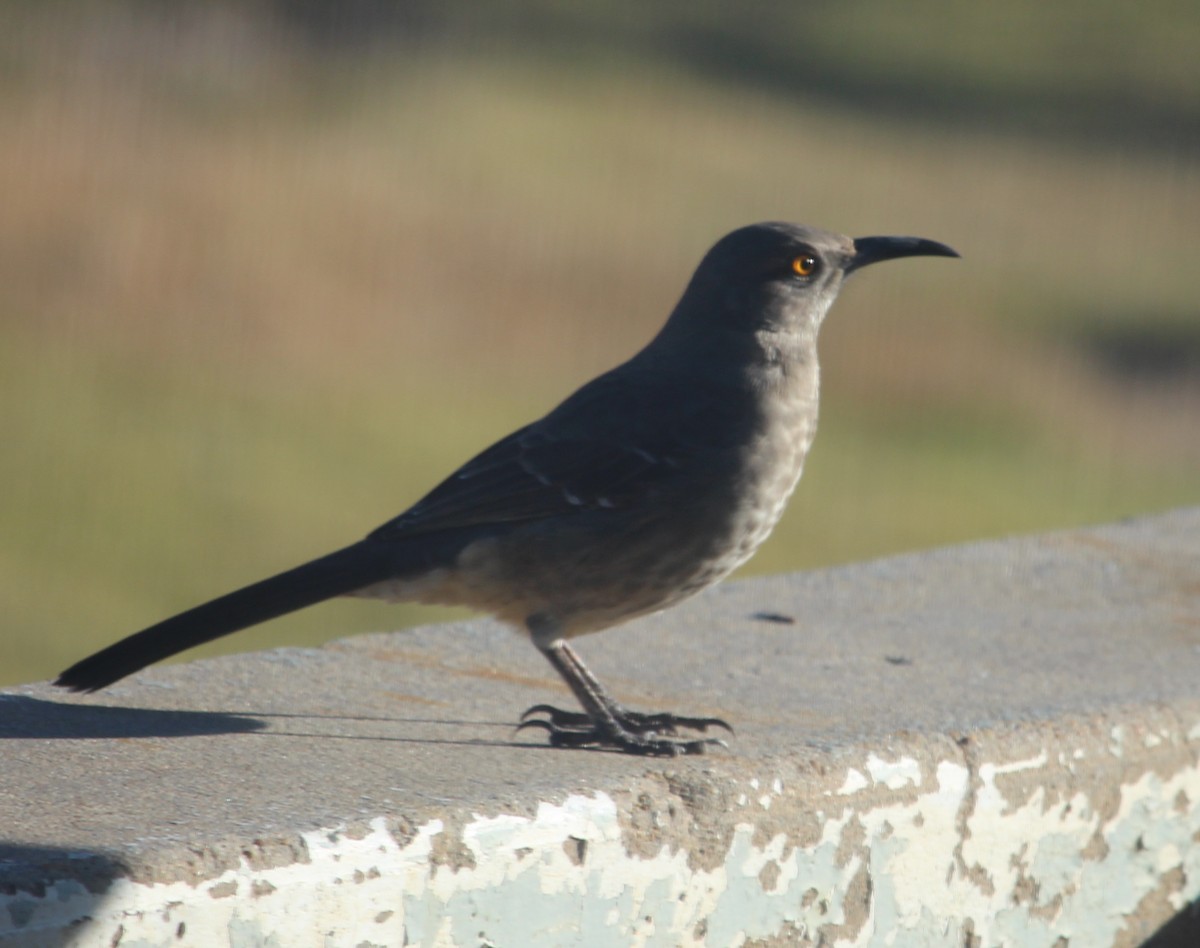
xmin=847 ymin=235 xmax=960 ymax=273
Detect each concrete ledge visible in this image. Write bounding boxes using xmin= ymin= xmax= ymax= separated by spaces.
xmin=2 ymin=509 xmax=1199 ymax=946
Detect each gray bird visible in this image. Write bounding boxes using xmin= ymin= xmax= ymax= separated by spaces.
xmin=56 ymin=222 xmax=958 ymax=755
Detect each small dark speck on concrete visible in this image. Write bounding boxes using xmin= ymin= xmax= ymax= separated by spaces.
xmin=752 ymin=611 xmax=796 ymax=624
xmin=884 ymin=655 xmax=913 ymax=666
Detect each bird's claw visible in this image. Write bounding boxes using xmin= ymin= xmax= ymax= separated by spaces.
xmin=521 ymin=703 xmax=732 ymax=736
xmin=517 ymin=703 xmax=731 ymax=756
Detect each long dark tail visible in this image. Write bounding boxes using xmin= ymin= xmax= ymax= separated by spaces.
xmin=55 ymin=541 xmax=399 ymax=693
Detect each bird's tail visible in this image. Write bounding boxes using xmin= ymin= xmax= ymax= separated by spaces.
xmin=54 ymin=541 xmax=398 ymax=693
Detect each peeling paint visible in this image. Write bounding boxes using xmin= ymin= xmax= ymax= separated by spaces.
xmin=6 ymin=722 xmax=1200 ymax=947
xmin=865 ymin=754 xmax=922 ymax=790
xmin=837 ymin=769 xmax=869 ymax=796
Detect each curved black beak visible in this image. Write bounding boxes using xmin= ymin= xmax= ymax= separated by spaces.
xmin=847 ymin=235 xmax=960 ymax=274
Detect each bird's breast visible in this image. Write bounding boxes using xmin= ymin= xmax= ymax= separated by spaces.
xmin=712 ymin=360 xmax=820 ymax=556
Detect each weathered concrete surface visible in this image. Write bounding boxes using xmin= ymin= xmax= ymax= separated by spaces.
xmin=1 ymin=508 xmax=1198 ymax=946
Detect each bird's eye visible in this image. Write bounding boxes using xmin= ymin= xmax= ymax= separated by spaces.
xmin=791 ymin=255 xmax=818 ymax=277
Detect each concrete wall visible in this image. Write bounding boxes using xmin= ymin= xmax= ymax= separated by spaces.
xmin=2 ymin=508 xmax=1198 ymax=946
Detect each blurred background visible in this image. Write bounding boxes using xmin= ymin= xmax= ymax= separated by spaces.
xmin=1 ymin=1 xmax=1197 ymax=687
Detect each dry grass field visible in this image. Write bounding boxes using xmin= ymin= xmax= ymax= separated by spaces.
xmin=1 ymin=4 xmax=1197 ymax=685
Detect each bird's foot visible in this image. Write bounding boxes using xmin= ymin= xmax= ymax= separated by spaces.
xmin=518 ymin=703 xmax=731 ymax=756
xmin=522 ymin=703 xmax=732 ymax=735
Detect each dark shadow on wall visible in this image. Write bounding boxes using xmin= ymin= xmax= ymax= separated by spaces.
xmin=0 ymin=846 xmax=128 ymax=942
xmin=1141 ymin=899 xmax=1200 ymax=948
xmin=0 ymin=695 xmax=264 ymax=740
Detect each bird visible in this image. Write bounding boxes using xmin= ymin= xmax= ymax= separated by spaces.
xmin=55 ymin=222 xmax=958 ymax=755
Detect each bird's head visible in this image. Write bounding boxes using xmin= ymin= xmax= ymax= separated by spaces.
xmin=661 ymin=222 xmax=958 ymax=350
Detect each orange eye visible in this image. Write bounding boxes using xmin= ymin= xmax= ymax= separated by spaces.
xmin=792 ymin=254 xmax=818 ymax=277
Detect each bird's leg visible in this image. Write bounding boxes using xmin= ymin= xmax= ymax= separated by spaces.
xmin=525 ymin=643 xmax=732 ymax=734
xmin=518 ymin=640 xmax=729 ymax=756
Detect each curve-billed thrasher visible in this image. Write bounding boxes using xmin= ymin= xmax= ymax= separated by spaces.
xmin=56 ymin=222 xmax=957 ymax=755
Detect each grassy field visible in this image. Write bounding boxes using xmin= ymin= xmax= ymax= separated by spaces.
xmin=1 ymin=6 xmax=1197 ymax=686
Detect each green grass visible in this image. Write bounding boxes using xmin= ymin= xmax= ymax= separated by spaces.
xmin=0 ymin=7 xmax=1196 ymax=686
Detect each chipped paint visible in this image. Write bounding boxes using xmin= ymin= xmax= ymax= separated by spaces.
xmin=865 ymin=753 xmax=922 ymax=790
xmin=7 ymin=722 xmax=1200 ymax=947
xmin=836 ymin=768 xmax=870 ymax=795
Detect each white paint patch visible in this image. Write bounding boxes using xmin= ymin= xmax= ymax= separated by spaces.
xmin=837 ymin=768 xmax=869 ymax=795
xmin=979 ymin=750 xmax=1048 ymax=781
xmin=866 ymin=753 xmax=923 ymax=790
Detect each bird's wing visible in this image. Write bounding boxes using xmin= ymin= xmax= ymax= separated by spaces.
xmin=368 ymin=369 xmax=708 ymax=539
